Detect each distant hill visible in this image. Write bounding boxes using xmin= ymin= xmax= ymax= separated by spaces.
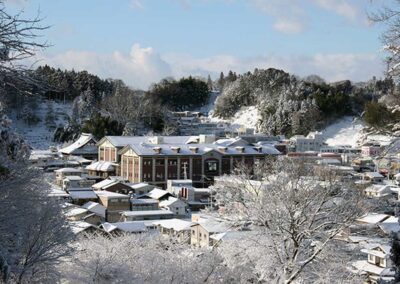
xmin=213 ymin=68 xmax=393 ymax=136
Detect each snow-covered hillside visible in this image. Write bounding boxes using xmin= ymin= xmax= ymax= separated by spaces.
xmin=209 ymin=106 xmax=261 ymax=131
xmin=9 ymin=98 xmax=71 ymax=150
xmin=323 ymin=116 xmax=364 ymax=147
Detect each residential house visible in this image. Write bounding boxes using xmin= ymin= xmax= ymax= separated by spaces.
xmin=159 ymin=197 xmax=186 ymax=216
xmin=100 ymin=221 xmax=147 ymax=235
xmin=364 ymin=172 xmax=385 ymax=184
xmin=81 ymin=201 xmax=106 ymax=219
xmin=190 ymin=220 xmax=230 ymax=247
xmin=364 ymin=185 xmax=393 ymax=199
xmin=69 ymin=221 xmax=103 ymax=236
xmin=96 ymin=191 xmax=130 ymax=222
xmin=128 ymin=183 xmax=156 ymax=195
xmin=92 ymin=178 xmax=132 ymax=194
xmin=353 ymin=244 xmax=394 ymax=284
xmin=54 ymin=168 xmax=83 ymax=186
xmin=130 ymin=199 xmax=159 ymax=211
xmin=167 ymin=179 xmax=214 ymax=210
xmin=86 ymin=161 xmax=118 ymax=178
xmin=65 ymin=207 xmax=89 ymax=221
xmin=153 ymin=219 xmax=193 ymax=243
xmin=62 ymin=176 xmax=95 ymax=191
xmin=68 ymin=188 xmax=98 ymax=205
xmin=141 ymin=188 xmax=173 ymax=201
xmin=59 ymin=133 xmax=98 ymax=160
xmin=378 ymin=216 xmax=400 ymax=236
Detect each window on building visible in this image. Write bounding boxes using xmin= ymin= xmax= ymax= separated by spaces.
xmin=205 ymin=160 xmax=218 ymax=173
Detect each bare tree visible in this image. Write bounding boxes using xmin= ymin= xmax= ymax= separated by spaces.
xmin=212 ymin=157 xmax=367 ymax=283
xmin=370 ymin=2 xmax=400 ymax=81
xmin=63 ymin=233 xmax=240 ymax=284
xmin=0 ymin=114 xmax=72 ymax=283
xmin=0 ymin=1 xmax=49 ymax=94
xmin=102 ymin=81 xmax=144 ymax=130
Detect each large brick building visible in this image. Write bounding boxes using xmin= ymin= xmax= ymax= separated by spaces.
xmin=97 ymin=135 xmax=281 ymax=188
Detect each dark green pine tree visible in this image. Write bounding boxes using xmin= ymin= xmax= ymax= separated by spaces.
xmin=218 ymin=72 xmax=225 ymax=91
xmin=207 ymin=74 xmax=213 ymax=91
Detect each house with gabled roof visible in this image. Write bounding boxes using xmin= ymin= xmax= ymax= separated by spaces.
xmin=59 ymin=133 xmax=97 ymax=160
xmin=352 ymin=244 xmax=395 ymax=284
xmin=190 ymin=220 xmax=231 ymax=247
xmin=159 ymin=197 xmax=186 ymax=216
xmin=92 ymin=178 xmax=132 ymax=194
xmin=100 ymin=221 xmax=147 ymax=235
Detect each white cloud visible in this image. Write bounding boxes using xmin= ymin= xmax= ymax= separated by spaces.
xmin=130 ymin=0 xmax=143 ymax=10
xmin=312 ymin=0 xmax=359 ymax=21
xmin=37 ymin=44 xmax=171 ymax=89
xmin=273 ymin=19 xmax=305 ymax=34
xmin=245 ymin=0 xmax=365 ymax=33
xmin=35 ymin=44 xmax=383 ymax=89
xmin=249 ymin=0 xmax=306 ymax=34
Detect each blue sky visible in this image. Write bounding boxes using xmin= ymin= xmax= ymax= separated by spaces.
xmin=7 ymin=0 xmax=390 ymax=89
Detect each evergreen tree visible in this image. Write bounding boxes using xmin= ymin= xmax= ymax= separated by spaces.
xmin=218 ymin=72 xmax=225 ymax=91
xmin=207 ymin=74 xmax=213 ymax=91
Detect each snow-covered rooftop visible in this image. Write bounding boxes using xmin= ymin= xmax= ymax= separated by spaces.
xmin=122 ymin=210 xmax=174 ymax=217
xmin=159 ymin=197 xmax=185 ymax=207
xmin=131 ymin=199 xmax=159 ymax=205
xmin=96 ymin=191 xmax=129 ymax=198
xmin=86 ymin=161 xmax=117 ymax=172
xmin=101 ymin=221 xmax=147 ymax=233
xmin=65 ymin=207 xmax=88 ymax=217
xmin=378 ymin=216 xmax=400 ymax=235
xmin=153 ymin=218 xmax=193 ymax=231
xmin=356 ymin=213 xmax=390 ymax=224
xmin=63 ymin=175 xmax=83 ymax=181
xmin=82 ymin=201 xmax=106 ymax=218
xmin=146 ymin=188 xmax=171 ymax=200
xmin=60 ymin=133 xmax=97 ymax=155
xmin=54 ymin=167 xmax=82 ymax=173
xmin=69 ymin=221 xmax=96 ymax=234
xmin=69 ymin=190 xmax=97 ymax=199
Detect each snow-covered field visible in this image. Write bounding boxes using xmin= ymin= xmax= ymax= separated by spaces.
xmin=9 ymin=98 xmax=71 ymax=150
xmin=323 ymin=116 xmax=365 ymax=147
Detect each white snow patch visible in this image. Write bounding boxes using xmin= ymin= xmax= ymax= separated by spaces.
xmin=209 ymin=106 xmax=261 ymax=131
xmin=322 ymin=116 xmax=364 ymax=147
xmin=9 ymin=98 xmax=71 ymax=150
